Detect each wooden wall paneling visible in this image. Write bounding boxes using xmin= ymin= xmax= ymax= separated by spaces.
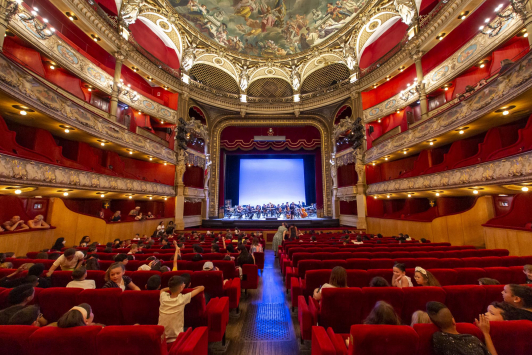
xmin=0 ymin=229 xmax=56 ymax=257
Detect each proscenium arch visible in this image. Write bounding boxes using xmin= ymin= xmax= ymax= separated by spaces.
xmin=208 ymin=115 xmax=333 ymax=218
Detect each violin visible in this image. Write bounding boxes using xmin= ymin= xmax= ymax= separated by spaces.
xmin=301 ymin=207 xmax=308 ymax=218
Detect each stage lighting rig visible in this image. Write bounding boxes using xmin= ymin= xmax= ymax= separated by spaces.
xmin=348 ymin=117 xmax=365 ymax=150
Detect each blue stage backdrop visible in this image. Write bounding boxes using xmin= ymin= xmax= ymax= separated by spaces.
xmin=224 ymin=154 xmax=316 ymax=207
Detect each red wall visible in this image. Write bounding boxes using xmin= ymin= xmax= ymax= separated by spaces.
xmin=184 ymin=202 xmax=202 ymax=216
xmin=337 ymin=163 xmax=358 ymax=187
xmin=183 ymin=166 xmax=204 ymax=189
xmin=340 ymin=200 xmax=358 ymax=215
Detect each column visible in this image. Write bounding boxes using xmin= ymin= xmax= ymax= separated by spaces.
xmin=109 ymin=52 xmax=125 ymax=121
xmin=174 ymin=149 xmax=187 ymax=229
xmin=0 ymin=0 xmax=11 ymax=51
xmin=525 ymin=3 xmax=532 ymax=46
xmin=355 ymin=161 xmax=367 ymax=230
xmin=331 ymin=150 xmax=339 ymax=219
xmin=412 ymin=50 xmax=428 ymax=120
xmin=177 ymin=91 xmax=190 ymax=120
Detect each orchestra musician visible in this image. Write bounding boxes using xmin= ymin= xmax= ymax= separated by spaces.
xmin=255 ymin=205 xmax=262 ymax=218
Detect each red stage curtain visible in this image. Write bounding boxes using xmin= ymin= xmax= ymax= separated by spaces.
xmin=184 ymin=202 xmax=202 ymax=216
xmin=183 ymin=166 xmax=204 ymax=189
xmin=340 ymin=201 xmax=358 ymax=215
xmin=337 ymin=163 xmax=358 ymax=188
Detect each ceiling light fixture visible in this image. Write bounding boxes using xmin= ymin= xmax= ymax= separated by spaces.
xmin=20 ymin=110 xmax=27 ymax=116
xmin=129 ymin=195 xmax=133 ymax=199
xmin=458 ymin=11 xmax=469 ymax=20
xmin=522 ymin=186 xmax=529 ymax=192
xmin=100 ymin=194 xmax=105 ymax=198
xmin=63 ymin=192 xmax=69 ymax=196
xmin=503 ymin=110 xmax=509 ymax=115
xmin=408 ymin=194 xmax=411 ymax=197
xmin=15 ymin=189 xmax=22 ymax=194
xmin=473 ymin=190 xmax=479 ymax=194
xmin=65 ymin=12 xmax=77 ymax=21
xmin=90 ymin=34 xmax=101 ymax=42
xmin=387 ymin=195 xmax=390 ymax=198
xmin=436 ymin=192 xmax=440 ymax=196
xmin=374 ymin=196 xmax=377 ymax=199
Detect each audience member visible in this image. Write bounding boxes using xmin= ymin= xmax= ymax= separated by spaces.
xmin=485 ymin=301 xmax=532 ymax=321
xmin=165 ymin=221 xmax=175 ymax=235
xmin=410 ymin=310 xmax=431 ymax=326
xmin=414 ymin=266 xmax=441 ymax=287
xmin=46 ymin=248 xmax=85 ymax=276
xmin=85 ymin=256 xmax=100 ymax=271
xmin=391 ymin=263 xmax=413 ymax=288
xmin=2 ymin=216 xmax=29 ymax=231
xmin=138 ymin=257 xmax=158 ymax=271
xmin=48 ymin=253 xmax=60 ymax=261
xmin=7 ymin=305 xmax=42 ymax=326
xmin=28 ymin=215 xmax=50 ymax=229
xmin=364 ymin=301 xmax=401 ymax=325
xmin=158 ymin=276 xmax=205 ymax=343
xmin=502 ymin=284 xmax=532 ymax=312
xmin=110 ymin=211 xmax=121 ymax=222
xmin=478 ymin=278 xmax=501 ymax=286
xmin=114 ymin=253 xmax=129 ymax=266
xmin=129 ymin=206 xmax=141 ymax=216
xmin=0 ymin=284 xmax=47 ymax=326
xmin=35 ymin=252 xmax=48 ymax=259
xmin=102 ymin=262 xmax=140 ymax=290
xmin=0 ymin=263 xmax=50 ymax=288
xmin=313 ymin=266 xmax=347 ymax=302
xmin=135 ymin=212 xmax=145 ymax=221
xmin=235 ymin=245 xmax=254 ymax=278
xmin=66 ymin=267 xmax=95 ymax=289
xmin=191 ymin=253 xmax=203 ymax=262
xmin=211 ymin=243 xmax=220 ymax=253
xmin=146 ymin=212 xmax=155 ymax=219
xmin=128 ymin=244 xmax=139 ymax=258
xmin=369 ymin=276 xmax=390 ymax=287
xmin=57 ymin=303 xmax=95 ymax=328
xmin=251 ymin=237 xmax=263 ymax=254
xmin=426 ymin=301 xmax=498 ymax=355
xmin=146 ymin=275 xmax=162 ymax=290
xmin=161 ymin=239 xmax=171 ymax=249
xmin=523 ymin=264 xmax=532 ymax=284
xmin=50 ymin=238 xmax=65 ymax=251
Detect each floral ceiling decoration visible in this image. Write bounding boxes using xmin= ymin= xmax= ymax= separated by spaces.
xmin=169 ymin=0 xmax=368 ymax=57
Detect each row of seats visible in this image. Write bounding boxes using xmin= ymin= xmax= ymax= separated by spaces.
xmin=0 ymin=324 xmax=208 ymax=355
xmin=290 ymin=266 xmax=527 ymax=308
xmin=0 ymin=269 xmax=244 ymax=310
xmin=297 ymin=284 xmax=532 ymax=340
xmin=312 ymin=321 xmax=532 ymax=355
xmin=0 ymin=287 xmax=228 ymax=344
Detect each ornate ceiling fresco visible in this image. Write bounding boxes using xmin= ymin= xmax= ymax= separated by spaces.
xmin=168 ymin=0 xmax=368 ymax=57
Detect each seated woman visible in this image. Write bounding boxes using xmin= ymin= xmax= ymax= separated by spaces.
xmin=250 ymin=237 xmax=263 ymax=254
xmin=56 ymin=303 xmax=96 ymax=328
xmin=50 ymin=238 xmax=65 ymax=251
xmin=391 ymin=263 xmax=413 ymax=288
xmin=484 ymin=301 xmax=532 ymax=321
xmin=102 ymin=262 xmax=140 ymax=291
xmin=502 ymin=284 xmax=532 ymax=313
xmin=110 ymin=211 xmax=121 ymax=222
xmin=313 ymin=266 xmax=347 ymax=302
xmin=364 ymin=301 xmax=401 ymax=325
xmin=235 ymin=245 xmax=254 ymax=278
xmin=410 ymin=310 xmax=431 ymax=327
xmin=157 ymin=221 xmax=165 ymax=233
xmin=369 ymin=276 xmax=390 ymax=287
xmin=79 ymin=236 xmax=90 ymax=246
xmin=414 ymin=266 xmax=441 ymax=287
xmin=135 ymin=212 xmax=145 ymax=221
xmin=28 ymin=215 xmax=50 ymax=229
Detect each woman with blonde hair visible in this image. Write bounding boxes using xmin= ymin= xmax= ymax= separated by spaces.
xmin=410 ymin=310 xmax=431 ymax=326
xmin=414 ymin=266 xmax=441 ymax=287
xmin=313 ymin=266 xmax=347 ymax=301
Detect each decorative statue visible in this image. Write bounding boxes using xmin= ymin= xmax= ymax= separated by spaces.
xmin=394 ymin=0 xmax=416 ymax=26
xmin=343 ymin=42 xmax=357 ymax=71
xmin=182 ymin=42 xmax=197 ymax=73
xmin=291 ymin=65 xmax=301 ymax=91
xmin=239 ymin=65 xmax=249 ymax=92
xmin=120 ymin=0 xmax=157 ymax=25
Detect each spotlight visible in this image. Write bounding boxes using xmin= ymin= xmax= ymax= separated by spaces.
xmin=149 ymin=196 xmax=152 ymax=200
xmin=502 ymin=110 xmax=509 ymax=115
xmin=374 ymin=196 xmax=377 ymax=199
xmin=129 ymin=195 xmax=132 ymax=199
xmin=65 ymin=129 xmax=70 ymax=133
xmin=444 ymin=87 xmax=448 ymax=91
xmin=429 ymin=142 xmax=434 ymax=145
xmin=101 ymin=142 xmax=105 ymax=146
xmin=164 ymin=162 xmax=167 ymax=165
xmin=479 ymin=26 xmax=484 ymax=30
xmin=164 ymin=197 xmax=168 ymax=200
xmin=372 ymin=162 xmax=375 ymax=166
xmin=522 ymin=187 xmax=529 ymax=192
xmin=149 ymin=157 xmax=153 ymax=161
xmin=63 ymin=192 xmax=69 ymax=196
xmin=403 ymin=151 xmax=407 ymax=154
xmin=129 ymin=151 xmax=133 ymax=154
xmin=436 ymin=193 xmax=440 ymax=196
xmin=485 ymin=18 xmax=490 ymax=23
xmin=459 ymin=130 xmax=464 ymax=134
xmin=50 ymin=65 xmax=55 ymax=70
xmin=473 ymin=190 xmax=479 ymax=194
xmin=480 ymin=64 xmax=485 ymax=68
xmin=101 ymin=194 xmax=105 ymax=198
xmin=387 ymin=195 xmax=390 ymax=198
xmin=15 ymin=189 xmax=22 ymax=194
xmin=20 ymin=110 xmax=27 ymax=116
xmin=385 ymin=157 xmax=388 ymax=160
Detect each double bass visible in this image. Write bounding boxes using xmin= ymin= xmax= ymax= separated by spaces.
xmin=300 ymin=207 xmax=308 ymax=218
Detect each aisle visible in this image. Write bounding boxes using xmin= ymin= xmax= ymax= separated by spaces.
xmin=224 ymin=249 xmax=300 ymax=355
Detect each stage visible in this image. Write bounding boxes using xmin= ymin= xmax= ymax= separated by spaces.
xmin=202 ymin=216 xmax=340 ymax=229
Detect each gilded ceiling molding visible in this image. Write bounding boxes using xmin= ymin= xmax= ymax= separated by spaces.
xmin=0 ymin=54 xmax=176 ymax=164
xmin=0 ymin=153 xmax=175 ymax=196
xmin=365 ymin=50 xmax=532 ymax=163
xmin=207 ymin=116 xmax=333 ymax=217
xmin=193 ymin=52 xmax=240 ymax=81
xmin=355 ymin=11 xmax=400 ymax=59
xmin=363 ymin=11 xmax=521 ymax=123
xmin=8 ymin=14 xmax=178 ymax=124
xmin=248 ymin=65 xmax=292 ymax=86
xmin=137 ymin=12 xmax=184 ymax=59
xmin=367 ymin=150 xmax=532 ymax=195
xmin=300 ymin=52 xmax=348 ymax=85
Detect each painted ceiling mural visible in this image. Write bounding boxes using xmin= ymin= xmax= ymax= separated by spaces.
xmin=169 ymin=0 xmax=367 ymax=57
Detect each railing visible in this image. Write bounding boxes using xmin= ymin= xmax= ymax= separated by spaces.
xmin=135 ymin=127 xmax=168 ymax=146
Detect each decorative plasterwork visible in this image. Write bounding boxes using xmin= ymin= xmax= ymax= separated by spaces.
xmin=208 ymin=116 xmax=333 ymax=217
xmin=363 ymin=10 xmax=520 ymax=123
xmin=337 ymin=186 xmax=358 ymax=201
xmin=248 ymin=65 xmax=292 ymax=85
xmin=367 ymin=151 xmax=532 ymax=195
xmin=184 ymin=187 xmax=205 ymax=199
xmin=300 ymin=52 xmax=347 ymax=85
xmin=336 ymin=153 xmax=356 ymax=167
xmin=185 ymin=153 xmax=205 ymax=168
xmin=0 ymin=54 xmax=177 ymax=164
xmin=365 ymin=50 xmax=532 ymax=163
xmin=137 ymin=12 xmax=183 ymax=60
xmin=8 ymin=13 xmax=178 ymax=124
xmin=194 ymin=53 xmax=240 ymax=81
xmin=356 ymin=11 xmax=400 ymax=59
xmin=0 ymin=153 xmax=175 ymax=196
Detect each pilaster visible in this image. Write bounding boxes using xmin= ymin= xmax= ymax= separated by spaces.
xmin=412 ymin=49 xmax=428 ymax=120
xmin=109 ymin=51 xmax=125 ymax=121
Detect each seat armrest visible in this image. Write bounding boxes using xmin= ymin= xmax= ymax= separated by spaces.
xmin=290 ymin=277 xmax=302 ymax=309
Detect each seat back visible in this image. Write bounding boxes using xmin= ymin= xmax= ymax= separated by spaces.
xmin=96 ymin=325 xmax=167 ymax=355
xmin=320 ymin=288 xmax=363 ymax=333
xmin=484 ymin=267 xmax=517 ymax=284
xmin=361 ymin=287 xmax=404 ymax=321
xmin=183 ymin=289 xmax=207 ymax=328
xmin=443 ymin=285 xmax=486 ymax=323
xmin=76 ymin=288 xmax=123 ymax=325
xmin=297 ymin=260 xmax=322 ymax=279
xmin=28 ymin=326 xmax=103 ymax=355
xmin=160 ymin=271 xmax=194 ymax=288
xmin=304 ymin=270 xmax=332 ymax=297
xmin=39 ymin=288 xmax=83 ymax=322
xmin=429 ymin=269 xmax=458 ymax=286
xmin=120 ymin=290 xmax=160 ymax=325
xmin=346 ymin=270 xmax=369 ymax=288
xmin=455 ymin=268 xmax=486 ymax=285
xmin=0 ymin=325 xmax=38 ymax=355
xmin=254 ymin=252 xmax=265 ymax=270
xmin=490 ymin=320 xmax=532 ymax=355
xmin=128 ymin=271 xmax=161 ymax=289
xmin=191 ymin=271 xmax=224 ymax=298
xmin=212 ymin=260 xmax=236 ymax=279
xmin=349 ymin=324 xmax=419 ymax=355
xmin=401 ymin=287 xmax=447 ymax=325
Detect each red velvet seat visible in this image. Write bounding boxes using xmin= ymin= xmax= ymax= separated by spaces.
xmin=191 ymin=271 xmax=225 ymax=298
xmin=437 ymin=258 xmax=464 ymax=268
xmin=311 ymin=326 xmax=337 ymax=355
xmin=320 ymin=288 xmax=364 ymax=333
xmin=484 ymin=267 xmax=518 ymax=284
xmin=346 ymin=269 xmax=369 ymax=287
xmin=321 ymin=260 xmax=347 ymax=270
xmin=120 ymin=290 xmax=160 ymax=325
xmin=490 ymin=320 xmax=532 ymax=355
xmin=346 ymin=258 xmax=370 ymax=269
xmin=169 ymin=326 xmax=208 ymax=355
xmin=0 ymin=325 xmax=39 ymax=355
xmin=241 ymin=264 xmax=259 ymax=290
xmin=366 ymin=269 xmax=393 ymax=283
xmin=414 ymin=323 xmax=484 ymax=355
xmin=76 ymin=288 xmax=123 ymax=325
xmin=482 ymin=284 xmax=504 ymax=308
xmin=96 ymin=325 xmax=167 ymax=355
xmin=0 ymin=288 xmax=11 ymax=309
xmin=443 ymin=285 xmax=485 ymax=323
xmin=128 ymin=270 xmax=161 ymax=289
xmin=254 ymin=252 xmax=264 ymax=272
xmin=455 ymin=268 xmax=486 ymax=285
xmin=160 ymin=271 xmax=195 ymax=288
xmin=361 ymin=287 xmax=403 ymax=320
xmin=367 ymin=259 xmax=395 ymax=269
xmin=50 ymin=271 xmax=75 ymax=287
xmin=401 ymin=287 xmax=447 ymax=325
xmin=28 ymin=325 xmax=103 ymax=355
xmin=429 ymin=269 xmax=458 ymax=286
xmin=87 ymin=270 xmax=106 ymax=289
xmin=39 ymin=288 xmax=83 ymax=322
xmin=413 ymin=258 xmax=440 ymax=269
xmin=304 ymin=270 xmax=333 ymax=298
xmin=212 ymin=260 xmax=236 ymax=279
xmin=349 ymin=324 xmax=419 ymax=355
xmin=297 ymin=259 xmax=323 ymax=279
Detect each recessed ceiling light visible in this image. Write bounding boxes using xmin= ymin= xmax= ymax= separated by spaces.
xmin=436 ymin=193 xmax=440 ymax=196
xmin=63 ymin=192 xmax=69 ymax=196
xmin=149 ymin=196 xmax=153 ymax=200
xmin=374 ymin=196 xmax=377 ymax=199
xmin=20 ymin=110 xmax=27 ymax=116
xmin=387 ymin=195 xmax=390 ymax=198
xmin=408 ymin=194 xmax=411 ymax=197
xmin=14 ymin=189 xmax=22 ymax=194
xmin=473 ymin=190 xmax=479 ymax=194
xmin=129 ymin=195 xmax=132 ymax=199
xmin=522 ymin=187 xmax=529 ymax=192
xmin=503 ymin=110 xmax=509 ymax=115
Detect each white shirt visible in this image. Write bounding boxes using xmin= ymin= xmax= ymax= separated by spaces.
xmin=158 ymin=292 xmax=192 ymax=343
xmin=157 ymin=225 xmax=165 ymax=232
xmin=53 ymin=251 xmax=85 ymax=270
xmin=66 ymin=280 xmax=96 ymax=289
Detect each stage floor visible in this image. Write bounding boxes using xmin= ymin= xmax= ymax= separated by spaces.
xmin=202 ymin=216 xmax=340 ymax=229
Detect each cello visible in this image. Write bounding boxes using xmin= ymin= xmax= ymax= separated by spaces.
xmin=300 ymin=207 xmax=308 ymax=218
